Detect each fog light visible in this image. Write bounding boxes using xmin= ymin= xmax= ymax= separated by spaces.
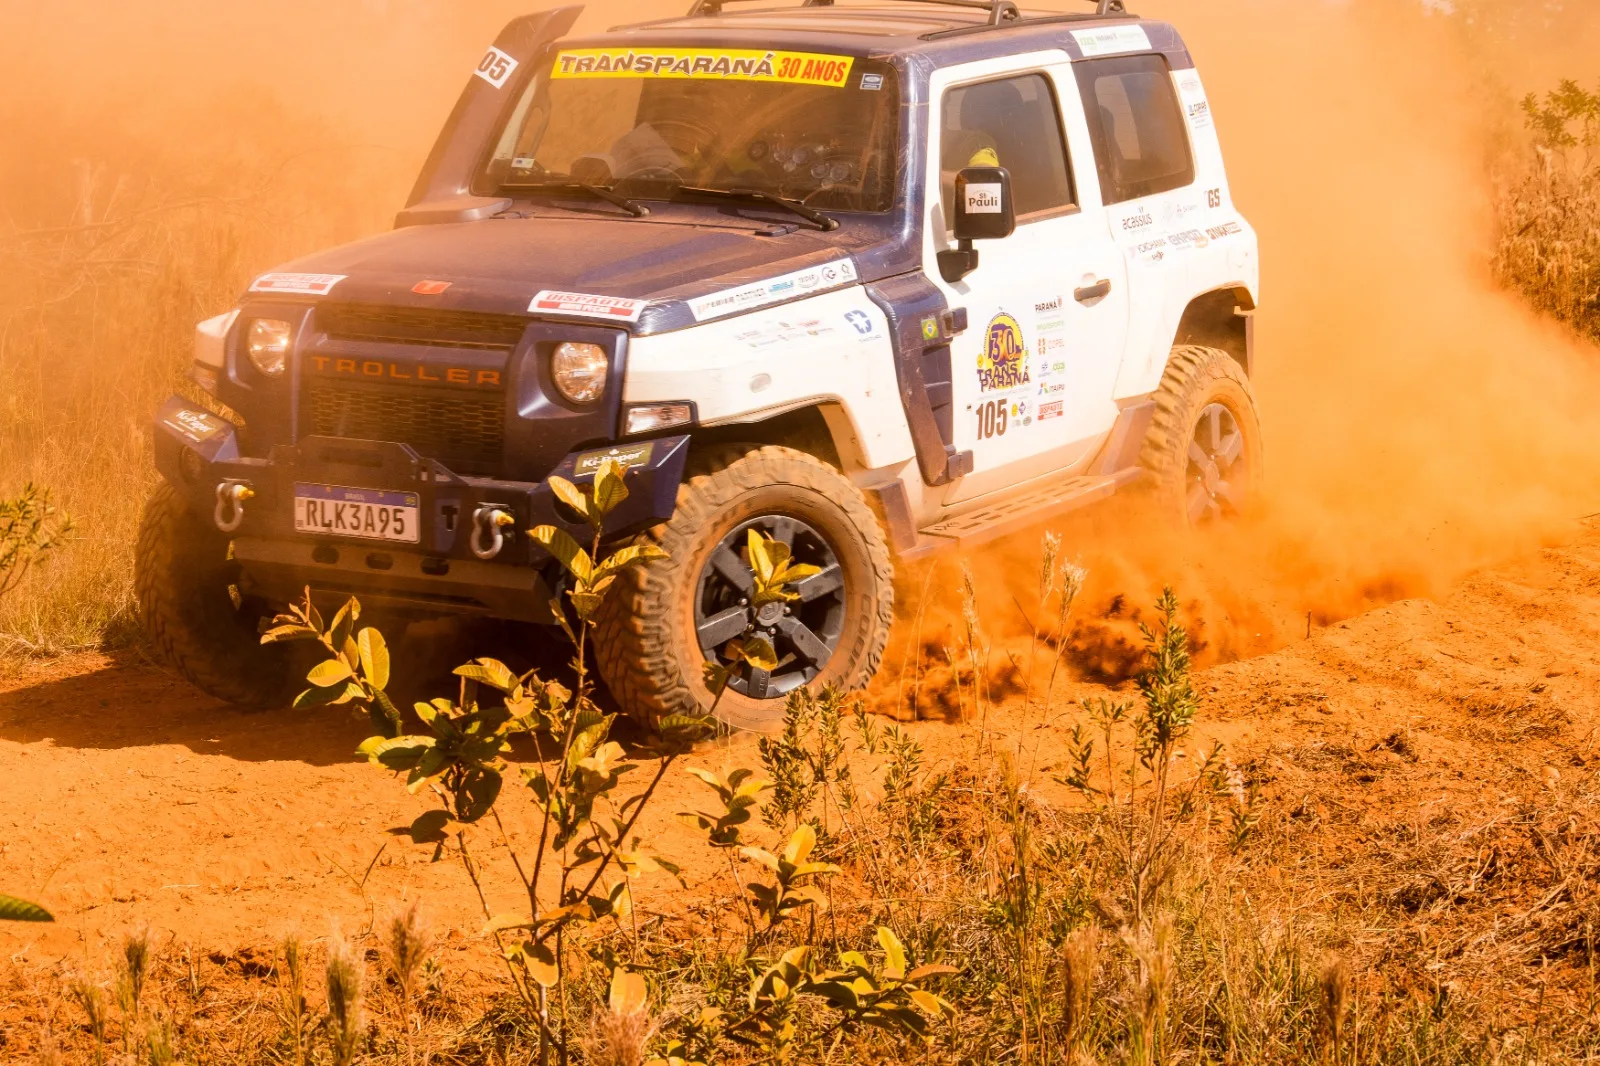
xmin=246 ymin=318 xmax=293 ymax=376
xmin=551 ymin=342 xmax=608 ymax=404
xmin=624 ymin=402 xmax=693 ymax=435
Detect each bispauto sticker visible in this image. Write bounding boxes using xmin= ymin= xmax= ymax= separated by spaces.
xmin=248 ymin=272 xmax=346 ymax=296
xmin=530 ymin=290 xmax=648 ymax=323
xmin=553 ymin=48 xmax=854 ymax=87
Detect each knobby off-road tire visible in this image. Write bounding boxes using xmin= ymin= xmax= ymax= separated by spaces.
xmin=1139 ymin=344 xmax=1264 ymax=526
xmin=135 ymin=482 xmax=298 ymax=708
xmin=593 ymin=445 xmax=894 ymax=733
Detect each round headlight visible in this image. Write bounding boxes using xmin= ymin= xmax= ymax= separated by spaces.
xmin=551 ymin=342 xmax=609 ymax=404
xmin=246 ymin=318 xmax=293 ymax=376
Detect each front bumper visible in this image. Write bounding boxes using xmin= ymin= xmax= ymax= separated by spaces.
xmin=154 ymin=395 xmax=690 ymax=622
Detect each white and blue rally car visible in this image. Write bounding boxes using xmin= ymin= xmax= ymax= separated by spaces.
xmin=142 ymin=0 xmax=1261 ymax=731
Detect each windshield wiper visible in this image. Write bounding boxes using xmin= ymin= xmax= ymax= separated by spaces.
xmin=501 ymin=177 xmax=650 ymax=218
xmin=675 ymin=186 xmax=838 ymax=232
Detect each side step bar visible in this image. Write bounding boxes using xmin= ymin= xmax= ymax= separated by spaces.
xmin=886 ymin=399 xmax=1156 ymax=560
xmin=900 ymin=467 xmax=1145 ymax=558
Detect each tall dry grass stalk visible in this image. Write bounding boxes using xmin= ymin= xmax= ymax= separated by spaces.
xmin=325 ymin=936 xmax=366 ymax=1066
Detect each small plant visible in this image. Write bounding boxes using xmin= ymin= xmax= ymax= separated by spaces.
xmin=276 ymin=459 xmax=712 ymax=1063
xmin=742 ymin=823 xmax=841 ymax=932
xmin=0 ymin=483 xmax=72 ymax=605
xmin=1057 ymin=588 xmax=1235 ymax=930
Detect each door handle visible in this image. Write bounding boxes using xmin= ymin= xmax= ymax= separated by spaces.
xmin=1074 ymin=278 xmax=1112 ymax=303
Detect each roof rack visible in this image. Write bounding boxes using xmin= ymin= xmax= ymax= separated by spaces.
xmin=685 ymin=0 xmax=1128 ymax=27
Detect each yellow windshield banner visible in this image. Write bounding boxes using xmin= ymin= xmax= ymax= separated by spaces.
xmin=552 ymin=48 xmax=855 ymax=87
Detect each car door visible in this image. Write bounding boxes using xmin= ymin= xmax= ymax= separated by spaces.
xmin=924 ymin=54 xmax=1130 ymax=505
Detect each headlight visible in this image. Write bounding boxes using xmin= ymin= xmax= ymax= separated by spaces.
xmin=246 ymin=318 xmax=293 ymax=376
xmin=551 ymin=342 xmax=608 ymax=404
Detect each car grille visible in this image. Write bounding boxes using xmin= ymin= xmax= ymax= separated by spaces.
xmin=303 ymin=382 xmax=505 ymax=476
xmin=315 ymin=305 xmax=529 ymax=351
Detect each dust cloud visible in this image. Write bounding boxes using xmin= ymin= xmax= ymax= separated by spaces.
xmin=2 ymin=1 xmax=1596 ymax=676
xmin=933 ymin=0 xmax=1600 ymax=683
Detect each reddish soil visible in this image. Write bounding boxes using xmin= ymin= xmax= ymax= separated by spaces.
xmin=2 ymin=519 xmax=1597 ymax=988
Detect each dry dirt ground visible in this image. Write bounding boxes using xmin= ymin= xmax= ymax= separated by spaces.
xmin=2 ymin=519 xmax=1599 ymax=1033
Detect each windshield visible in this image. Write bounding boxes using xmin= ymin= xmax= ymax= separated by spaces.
xmin=480 ymin=46 xmax=899 ymax=213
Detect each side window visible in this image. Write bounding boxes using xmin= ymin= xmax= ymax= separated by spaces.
xmin=940 ymin=73 xmax=1075 ymax=230
xmin=1075 ymin=55 xmax=1194 ymax=204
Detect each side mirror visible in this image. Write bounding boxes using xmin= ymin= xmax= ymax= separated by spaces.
xmin=938 ymin=166 xmax=1015 ymax=283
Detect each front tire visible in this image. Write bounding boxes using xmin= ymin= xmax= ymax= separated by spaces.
xmin=135 ymin=482 xmax=298 ymax=708
xmin=594 ymin=445 xmax=894 ymax=733
xmin=1139 ymin=345 xmax=1264 ymax=526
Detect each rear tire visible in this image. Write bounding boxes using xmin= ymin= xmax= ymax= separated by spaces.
xmin=593 ymin=445 xmax=893 ymax=733
xmin=135 ymin=482 xmax=299 ymax=708
xmin=1138 ymin=345 xmax=1263 ymax=526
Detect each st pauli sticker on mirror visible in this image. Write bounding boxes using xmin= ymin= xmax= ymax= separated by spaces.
xmin=964 ymin=183 xmax=1004 ymax=214
xmin=553 ymin=48 xmax=854 ymax=87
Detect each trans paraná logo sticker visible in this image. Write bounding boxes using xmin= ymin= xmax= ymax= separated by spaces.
xmin=978 ymin=312 xmax=1030 ymax=392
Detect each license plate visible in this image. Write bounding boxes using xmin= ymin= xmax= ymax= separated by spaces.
xmin=293 ymin=483 xmax=420 ymax=543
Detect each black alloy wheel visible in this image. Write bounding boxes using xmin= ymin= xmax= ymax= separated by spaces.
xmin=692 ymin=514 xmax=845 ymax=700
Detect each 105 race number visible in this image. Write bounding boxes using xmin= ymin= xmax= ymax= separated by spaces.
xmin=974 ymin=399 xmax=1009 ymax=440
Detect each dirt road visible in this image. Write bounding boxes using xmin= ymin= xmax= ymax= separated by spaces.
xmin=2 ymin=520 xmax=1597 ymax=985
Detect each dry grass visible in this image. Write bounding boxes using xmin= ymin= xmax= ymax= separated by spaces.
xmin=1494 ymin=81 xmax=1600 ymax=344
xmin=0 ymin=77 xmax=406 ymax=660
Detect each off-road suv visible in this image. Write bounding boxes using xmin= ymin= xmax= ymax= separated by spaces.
xmin=138 ymin=0 xmax=1261 ymax=731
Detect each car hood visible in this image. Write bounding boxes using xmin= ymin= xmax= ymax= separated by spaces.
xmin=251 ymin=207 xmax=906 ymax=334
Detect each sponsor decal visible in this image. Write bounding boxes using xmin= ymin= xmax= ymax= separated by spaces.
xmin=860 ymin=73 xmax=883 ymax=91
xmin=1206 ymin=221 xmax=1244 ymax=240
xmin=1039 ymin=400 xmax=1064 ymax=421
xmin=1038 ymin=381 xmax=1065 ymax=396
xmin=964 ymin=182 xmax=1004 ymax=214
xmin=530 ymin=290 xmax=648 ymax=322
xmin=1177 ymin=72 xmax=1203 ymax=95
xmin=844 ymin=309 xmax=874 ymax=336
xmin=412 ymin=280 xmax=451 ymax=295
xmin=688 ymin=258 xmax=858 ymax=321
xmin=1070 ymin=24 xmax=1153 ymax=57
xmin=1134 ymin=237 xmax=1169 ymax=260
xmin=1034 ymin=296 xmax=1063 ymax=314
xmin=1120 ymin=210 xmax=1155 ymax=232
xmin=307 ymin=356 xmax=501 ymax=388
xmin=249 ymin=272 xmax=346 ymax=296
xmin=552 ymin=48 xmax=853 ymax=87
xmin=1207 ymin=187 xmax=1222 ymax=209
xmin=576 ymin=442 xmax=654 ymax=475
xmin=474 ymin=45 xmax=519 ymax=89
xmin=163 ymin=407 xmax=226 ymax=443
xmin=977 ymin=312 xmax=1030 ymax=393
xmin=920 ymin=316 xmax=940 ymax=341
xmin=733 ymin=317 xmax=836 ymax=349
xmin=1167 ymin=228 xmax=1208 ymax=251
xmin=1186 ymin=99 xmax=1212 ymax=130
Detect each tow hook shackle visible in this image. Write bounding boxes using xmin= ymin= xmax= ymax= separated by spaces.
xmin=470 ymin=505 xmax=516 ymax=560
xmin=214 ymin=480 xmax=254 ymax=534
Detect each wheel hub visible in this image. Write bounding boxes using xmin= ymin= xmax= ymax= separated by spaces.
xmin=693 ymin=514 xmax=846 ymax=700
xmin=1185 ymin=402 xmax=1248 ymax=525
